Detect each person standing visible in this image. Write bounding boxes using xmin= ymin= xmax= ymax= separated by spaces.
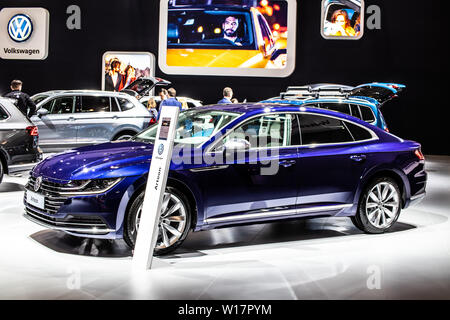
xmin=158 ymin=88 xmax=182 ymax=120
xmin=4 ymin=80 xmax=36 ymax=118
xmin=218 ymin=87 xmax=233 ymax=104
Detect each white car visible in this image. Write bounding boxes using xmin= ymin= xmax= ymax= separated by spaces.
xmin=140 ymin=95 xmax=203 ymax=111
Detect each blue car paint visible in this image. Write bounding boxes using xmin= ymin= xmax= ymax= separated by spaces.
xmin=25 ymin=103 xmax=426 ymax=240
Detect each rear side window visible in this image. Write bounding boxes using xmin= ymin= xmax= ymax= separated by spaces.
xmin=0 ymin=105 xmax=9 ymax=120
xmin=359 ymin=105 xmax=376 ymax=122
xmin=81 ymin=96 xmax=111 ymax=113
xmin=320 ymin=103 xmax=351 ymax=115
xmin=344 ymin=121 xmax=373 ymax=141
xmin=117 ymin=98 xmax=135 ymax=111
xmin=49 ymin=97 xmax=75 ymax=114
xmin=299 ymin=114 xmax=354 ymax=145
xmin=349 ymin=104 xmax=362 ymax=119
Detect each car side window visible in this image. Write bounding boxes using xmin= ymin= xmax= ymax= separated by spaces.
xmin=111 ymin=98 xmax=120 ymax=112
xmin=49 ymin=96 xmax=75 ymax=114
xmin=117 ymin=98 xmax=135 ymax=111
xmin=359 ymin=105 xmax=376 ymax=122
xmin=344 ymin=121 xmax=373 ymax=141
xmin=258 ymin=15 xmax=274 ymax=50
xmin=299 ymin=113 xmax=354 ymax=145
xmin=224 ymin=113 xmax=300 ymax=149
xmin=349 ymin=104 xmax=362 ymax=119
xmin=0 ymin=104 xmax=9 ymax=120
xmin=320 ymin=103 xmax=351 ymax=115
xmin=81 ymin=96 xmax=111 ymax=113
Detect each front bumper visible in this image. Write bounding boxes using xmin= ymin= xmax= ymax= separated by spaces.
xmin=23 ymin=175 xmax=139 ymax=238
xmin=23 ymin=207 xmax=114 ymax=235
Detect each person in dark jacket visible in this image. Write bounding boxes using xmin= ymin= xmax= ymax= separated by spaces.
xmin=105 ymin=59 xmax=124 ymax=91
xmin=4 ymin=80 xmax=36 ymax=118
xmin=157 ymin=88 xmax=182 ymax=120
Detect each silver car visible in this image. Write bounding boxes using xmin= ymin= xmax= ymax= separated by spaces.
xmin=30 ymin=90 xmax=154 ymax=152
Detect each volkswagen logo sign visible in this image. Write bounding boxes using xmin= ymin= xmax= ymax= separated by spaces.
xmin=8 ymin=14 xmax=33 ymax=43
xmin=34 ymin=176 xmax=42 ymax=192
xmin=158 ymin=143 xmax=164 ymax=155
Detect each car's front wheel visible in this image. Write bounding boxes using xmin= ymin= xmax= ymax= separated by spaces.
xmin=124 ymin=187 xmax=191 ymax=255
xmin=351 ymin=177 xmax=402 ymax=233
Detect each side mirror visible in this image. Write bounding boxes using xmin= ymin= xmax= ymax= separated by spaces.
xmin=37 ymin=108 xmax=49 ymax=117
xmin=223 ymin=138 xmax=251 ymax=153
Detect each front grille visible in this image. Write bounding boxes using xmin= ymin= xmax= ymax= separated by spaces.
xmin=25 ymin=176 xmax=70 ymax=215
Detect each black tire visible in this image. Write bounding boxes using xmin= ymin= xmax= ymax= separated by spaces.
xmin=351 ymin=177 xmax=402 ymax=234
xmin=123 ymin=186 xmax=192 ymax=255
xmin=0 ymin=160 xmax=4 ymax=185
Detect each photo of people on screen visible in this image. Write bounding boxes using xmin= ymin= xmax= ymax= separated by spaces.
xmin=104 ymin=54 xmax=152 ymax=92
xmin=322 ymin=0 xmax=363 ymax=38
xmin=166 ymin=0 xmax=288 ymax=69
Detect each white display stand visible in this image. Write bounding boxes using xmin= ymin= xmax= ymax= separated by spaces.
xmin=132 ymin=106 xmax=180 ymax=270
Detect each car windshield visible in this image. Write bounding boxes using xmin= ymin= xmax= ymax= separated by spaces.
xmin=168 ymin=9 xmax=254 ymax=49
xmin=134 ymin=109 xmax=242 ymax=147
xmin=31 ymin=94 xmax=49 ymax=104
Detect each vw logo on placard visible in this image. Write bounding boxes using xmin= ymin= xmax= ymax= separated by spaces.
xmin=34 ymin=176 xmax=42 ymax=192
xmin=158 ymin=144 xmax=164 ymax=155
xmin=8 ymin=14 xmax=33 ymax=43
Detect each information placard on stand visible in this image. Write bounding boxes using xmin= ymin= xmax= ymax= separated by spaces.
xmin=132 ymin=106 xmax=180 ymax=270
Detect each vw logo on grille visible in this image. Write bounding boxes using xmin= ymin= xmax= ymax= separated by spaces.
xmin=158 ymin=143 xmax=164 ymax=155
xmin=34 ymin=176 xmax=42 ymax=192
xmin=8 ymin=14 xmax=33 ymax=43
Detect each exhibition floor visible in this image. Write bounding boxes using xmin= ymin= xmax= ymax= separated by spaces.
xmin=0 ymin=156 xmax=449 ymax=300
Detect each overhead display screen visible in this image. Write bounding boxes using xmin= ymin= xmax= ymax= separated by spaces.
xmin=159 ymin=0 xmax=297 ymax=78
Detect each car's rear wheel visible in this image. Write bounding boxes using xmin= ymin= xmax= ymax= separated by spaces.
xmin=351 ymin=177 xmax=401 ymax=233
xmin=123 ymin=187 xmax=191 ymax=255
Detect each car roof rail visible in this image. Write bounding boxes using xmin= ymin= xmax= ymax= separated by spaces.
xmin=282 ymin=86 xmax=354 ymax=100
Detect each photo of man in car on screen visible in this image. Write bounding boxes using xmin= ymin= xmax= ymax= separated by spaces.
xmin=322 ymin=0 xmax=364 ymax=39
xmin=165 ymin=0 xmax=288 ymax=69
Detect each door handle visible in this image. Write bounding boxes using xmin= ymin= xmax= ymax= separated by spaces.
xmin=350 ymin=154 xmax=367 ymax=162
xmin=68 ymin=117 xmax=75 ymax=121
xmin=279 ymin=160 xmax=296 ymax=168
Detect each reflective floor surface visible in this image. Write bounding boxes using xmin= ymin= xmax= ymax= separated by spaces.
xmin=0 ymin=156 xmax=449 ymax=299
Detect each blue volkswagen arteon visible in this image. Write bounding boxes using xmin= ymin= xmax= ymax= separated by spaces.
xmin=24 ymin=103 xmax=426 ymax=255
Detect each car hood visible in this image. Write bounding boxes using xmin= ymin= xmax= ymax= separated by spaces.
xmin=32 ymin=141 xmax=155 ymax=181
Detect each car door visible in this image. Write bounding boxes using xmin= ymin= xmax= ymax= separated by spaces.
xmin=75 ymin=95 xmax=115 ymax=145
xmin=31 ymin=95 xmax=77 ymax=148
xmin=297 ymin=112 xmax=370 ymax=208
xmin=197 ymin=113 xmax=301 ymax=221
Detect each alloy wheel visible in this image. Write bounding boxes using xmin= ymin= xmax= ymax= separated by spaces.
xmin=365 ymin=182 xmax=400 ymax=229
xmin=132 ymin=192 xmax=187 ymax=250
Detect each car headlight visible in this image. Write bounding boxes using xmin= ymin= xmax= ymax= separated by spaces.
xmin=60 ymin=178 xmax=123 ymax=195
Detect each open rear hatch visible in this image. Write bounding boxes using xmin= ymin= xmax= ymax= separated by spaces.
xmin=349 ymin=83 xmax=406 ymax=105
xmin=121 ymin=77 xmax=171 ymax=98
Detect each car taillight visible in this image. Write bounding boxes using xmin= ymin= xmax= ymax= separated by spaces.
xmin=415 ymin=149 xmax=425 ymax=161
xmin=26 ymin=126 xmax=39 ymax=136
xmin=384 ymin=127 xmax=389 ymax=133
xmin=149 ymin=118 xmax=157 ymax=125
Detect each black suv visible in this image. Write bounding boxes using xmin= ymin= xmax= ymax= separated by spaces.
xmin=0 ymin=98 xmax=42 ymax=183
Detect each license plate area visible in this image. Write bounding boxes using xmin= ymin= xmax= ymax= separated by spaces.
xmin=26 ymin=191 xmax=45 ymax=210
